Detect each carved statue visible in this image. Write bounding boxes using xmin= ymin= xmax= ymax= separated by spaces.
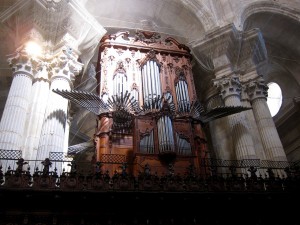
xmin=41 ymin=158 xmax=52 ymax=175
xmin=16 ymin=158 xmax=28 ymax=175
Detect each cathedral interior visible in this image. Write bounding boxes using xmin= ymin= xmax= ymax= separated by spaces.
xmin=0 ymin=0 xmax=300 ymax=224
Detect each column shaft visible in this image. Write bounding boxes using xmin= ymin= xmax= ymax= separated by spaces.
xmin=37 ymin=78 xmax=70 ymax=160
xmin=0 ymin=73 xmax=33 ymax=150
xmin=225 ymin=95 xmax=256 ymax=160
xmin=247 ymin=76 xmax=287 ymax=162
xmin=252 ymin=98 xmax=287 ymax=161
xmin=214 ymin=75 xmax=256 ymax=160
xmin=23 ymin=66 xmax=50 ymax=160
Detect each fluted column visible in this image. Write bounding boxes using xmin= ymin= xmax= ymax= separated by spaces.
xmin=240 ymin=87 xmax=266 ymax=160
xmin=23 ymin=61 xmax=50 ymax=160
xmin=37 ymin=48 xmax=83 ymax=160
xmin=214 ymin=75 xmax=256 ymax=160
xmin=64 ymin=113 xmax=72 ymax=152
xmin=0 ymin=49 xmax=36 ymax=150
xmin=246 ymin=76 xmax=287 ymax=162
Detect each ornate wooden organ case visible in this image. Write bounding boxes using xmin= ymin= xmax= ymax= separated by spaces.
xmin=95 ymin=31 xmax=207 ymax=175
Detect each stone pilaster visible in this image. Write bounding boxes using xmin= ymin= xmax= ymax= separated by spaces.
xmin=214 ymin=75 xmax=256 ymax=160
xmin=37 ymin=47 xmax=83 ymax=160
xmin=0 ymin=48 xmax=36 ymax=150
xmin=246 ymin=76 xmax=287 ymax=162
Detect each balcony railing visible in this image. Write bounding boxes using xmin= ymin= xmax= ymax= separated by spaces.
xmin=1 ymin=151 xmax=299 ymax=193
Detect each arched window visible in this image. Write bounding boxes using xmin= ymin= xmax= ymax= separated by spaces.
xmin=266 ymin=82 xmax=282 ymax=117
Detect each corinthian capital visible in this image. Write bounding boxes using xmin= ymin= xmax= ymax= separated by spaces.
xmin=7 ymin=48 xmax=39 ymax=79
xmin=213 ymin=74 xmax=242 ymax=100
xmin=246 ymin=75 xmax=268 ymax=101
xmin=49 ymin=47 xmax=83 ymax=84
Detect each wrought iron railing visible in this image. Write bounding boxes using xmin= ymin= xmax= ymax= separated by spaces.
xmin=0 ymin=155 xmax=299 ymax=193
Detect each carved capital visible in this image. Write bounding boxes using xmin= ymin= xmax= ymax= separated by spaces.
xmin=7 ymin=49 xmax=39 ymax=79
xmin=213 ymin=74 xmax=242 ymax=100
xmin=245 ymin=76 xmax=268 ymax=101
xmin=31 ymin=61 xmax=49 ymax=83
xmin=49 ymin=47 xmax=83 ymax=83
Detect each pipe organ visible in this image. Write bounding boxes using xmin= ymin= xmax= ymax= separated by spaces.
xmin=95 ymin=30 xmax=207 ymax=174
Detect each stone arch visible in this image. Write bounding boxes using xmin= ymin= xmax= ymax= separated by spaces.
xmin=179 ymin=0 xmax=217 ymax=31
xmin=239 ymin=1 xmax=300 ymax=29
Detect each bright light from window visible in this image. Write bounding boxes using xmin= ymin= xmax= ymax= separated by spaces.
xmin=266 ymin=82 xmax=282 ymax=117
xmin=25 ymin=41 xmax=42 ymax=57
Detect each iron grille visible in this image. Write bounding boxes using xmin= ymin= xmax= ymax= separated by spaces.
xmin=49 ymin=152 xmax=64 ymax=161
xmin=261 ymin=160 xmax=290 ymax=169
xmin=0 ymin=149 xmax=22 ymax=159
xmin=240 ymin=159 xmax=260 ymax=167
xmin=100 ymin=154 xmax=126 ymax=163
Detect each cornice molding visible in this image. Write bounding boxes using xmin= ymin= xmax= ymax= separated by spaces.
xmin=238 ymin=28 xmax=268 ymax=74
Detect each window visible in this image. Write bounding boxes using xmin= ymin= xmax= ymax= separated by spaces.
xmin=266 ymin=82 xmax=282 ymax=117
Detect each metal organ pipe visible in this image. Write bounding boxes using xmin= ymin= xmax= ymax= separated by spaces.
xmin=146 ymin=61 xmax=151 ymax=105
xmin=142 ymin=67 xmax=147 ymax=105
xmin=150 ymin=130 xmax=154 ymax=153
xmin=155 ymin=62 xmax=162 ymax=102
xmin=158 ymin=117 xmax=163 ymax=152
xmin=150 ymin=61 xmax=155 ymax=98
xmin=167 ymin=116 xmax=174 ymax=151
xmin=180 ymin=81 xmax=185 ymax=110
xmin=163 ymin=116 xmax=168 ymax=151
xmin=149 ymin=131 xmax=153 ymax=153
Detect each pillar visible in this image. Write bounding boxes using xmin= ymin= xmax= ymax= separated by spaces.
xmin=246 ymin=76 xmax=287 ymax=162
xmin=0 ymin=48 xmax=36 ymax=151
xmin=37 ymin=47 xmax=83 ymax=161
xmin=214 ymin=75 xmax=257 ymax=160
xmin=23 ymin=61 xmax=50 ymax=161
xmin=241 ymin=85 xmax=266 ymax=160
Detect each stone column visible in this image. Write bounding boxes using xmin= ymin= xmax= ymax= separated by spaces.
xmin=0 ymin=48 xmax=36 ymax=151
xmin=37 ymin=48 xmax=83 ymax=161
xmin=64 ymin=113 xmax=72 ymax=153
xmin=240 ymin=87 xmax=266 ymax=160
xmin=214 ymin=75 xmax=257 ymax=160
xmin=246 ymin=76 xmax=287 ymax=162
xmin=23 ymin=61 xmax=50 ymax=161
